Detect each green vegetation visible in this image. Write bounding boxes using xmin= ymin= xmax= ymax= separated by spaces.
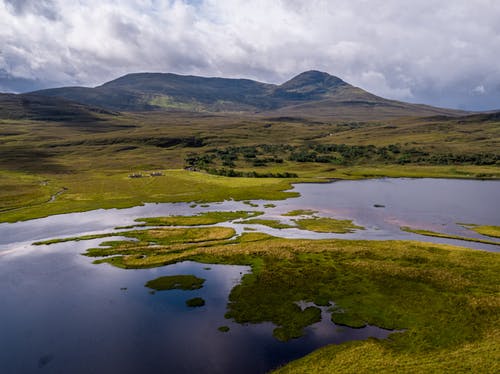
xmin=80 ymin=227 xmax=499 ymax=370
xmin=0 ymin=170 xmax=295 ymax=223
xmin=218 ymin=326 xmax=230 ymax=332
xmin=135 ymin=211 xmax=263 ymax=227
xmin=282 ymin=209 xmax=318 ymax=217
xmin=145 ymin=275 xmax=205 ymax=291
xmin=33 ymin=233 xmax=112 ymax=245
xmin=186 ymin=297 xmax=205 ymax=307
xmin=1 ymin=103 xmax=499 ymax=223
xmin=33 ymin=225 xmax=236 ymax=247
xmin=460 ymin=223 xmax=500 ymax=239
xmin=238 ymin=219 xmax=295 ymax=229
xmin=401 ymin=226 xmax=500 ymax=246
xmin=83 ymin=226 xmax=236 ymax=268
xmin=263 ymin=203 xmax=276 ymax=208
xmin=294 ymin=217 xmax=364 ymax=233
xmin=186 ymin=143 xmax=499 ymax=175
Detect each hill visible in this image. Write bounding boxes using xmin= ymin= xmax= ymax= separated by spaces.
xmin=30 ymin=71 xmax=466 ymax=119
xmin=0 ymin=93 xmax=115 ymax=122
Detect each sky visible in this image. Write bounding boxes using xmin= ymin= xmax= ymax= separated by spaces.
xmin=1 ymin=0 xmax=499 ymax=110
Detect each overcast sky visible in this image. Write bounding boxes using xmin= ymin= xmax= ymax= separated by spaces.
xmin=1 ymin=0 xmax=499 ymax=110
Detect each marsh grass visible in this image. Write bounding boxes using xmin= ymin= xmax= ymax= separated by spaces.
xmin=294 ymin=217 xmax=364 ymax=233
xmin=401 ymin=226 xmax=500 ymax=246
xmin=282 ymin=209 xmax=318 ymax=217
xmin=186 ymin=297 xmax=205 ymax=307
xmin=145 ymin=275 xmax=205 ymax=291
xmin=136 ymin=211 xmax=263 ymax=227
xmin=33 ymin=233 xmax=112 ymax=245
xmin=218 ymin=326 xmax=230 ymax=332
xmin=459 ymin=223 xmax=500 ymax=239
xmin=238 ymin=219 xmax=295 ymax=229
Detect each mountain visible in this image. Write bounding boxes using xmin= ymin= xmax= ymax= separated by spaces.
xmin=0 ymin=93 xmax=115 ymax=122
xmin=29 ymin=71 xmax=466 ymax=119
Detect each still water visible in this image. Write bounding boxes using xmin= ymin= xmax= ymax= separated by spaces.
xmin=0 ymin=178 xmax=498 ymax=373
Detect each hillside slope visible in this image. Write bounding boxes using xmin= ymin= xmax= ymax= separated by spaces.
xmin=30 ymin=71 xmax=466 ymax=119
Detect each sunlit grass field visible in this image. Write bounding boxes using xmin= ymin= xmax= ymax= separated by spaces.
xmin=1 ymin=110 xmax=498 ymax=222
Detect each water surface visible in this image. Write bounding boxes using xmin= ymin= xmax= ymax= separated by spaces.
xmin=1 ymin=178 xmax=499 ymax=373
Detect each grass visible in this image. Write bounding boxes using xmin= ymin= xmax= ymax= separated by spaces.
xmin=82 ymin=226 xmax=236 ymax=265
xmin=33 ymin=233 xmax=113 ymax=245
xmin=294 ymin=217 xmax=364 ymax=233
xmin=0 ymin=170 xmax=297 ymax=223
xmin=401 ymin=226 xmax=500 ymax=246
xmin=145 ymin=275 xmax=205 ymax=291
xmin=186 ymin=297 xmax=205 ymax=307
xmin=282 ymin=209 xmax=318 ymax=217
xmin=218 ymin=326 xmax=230 ymax=332
xmin=79 ymin=228 xmax=500 ymax=371
xmin=460 ymin=223 xmax=500 ymax=239
xmin=135 ymin=211 xmax=263 ymax=227
xmin=238 ymin=219 xmax=295 ymax=229
xmin=1 ymin=108 xmax=497 ymax=223
xmin=0 ymin=170 xmax=56 ymax=212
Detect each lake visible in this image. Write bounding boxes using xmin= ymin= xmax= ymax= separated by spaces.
xmin=0 ymin=178 xmax=498 ymax=373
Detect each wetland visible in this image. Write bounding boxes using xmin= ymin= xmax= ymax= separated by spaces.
xmin=0 ymin=178 xmax=499 ymax=373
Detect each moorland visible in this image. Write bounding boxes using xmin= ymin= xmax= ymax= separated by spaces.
xmin=1 ymin=71 xmax=499 ymax=373
xmin=0 ymin=71 xmax=498 ymax=222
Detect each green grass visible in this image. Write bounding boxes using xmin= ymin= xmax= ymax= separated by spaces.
xmin=33 ymin=233 xmax=112 ymax=245
xmin=0 ymin=170 xmax=56 ymax=212
xmin=0 ymin=170 xmax=297 ymax=223
xmin=186 ymin=297 xmax=205 ymax=307
xmin=401 ymin=226 xmax=500 ymax=246
xmin=0 ymin=108 xmax=498 ymax=223
xmin=460 ymin=223 xmax=500 ymax=239
xmin=282 ymin=209 xmax=318 ymax=217
xmin=218 ymin=326 xmax=230 ymax=332
xmin=80 ymin=228 xmax=500 ymax=370
xmin=135 ymin=211 xmax=263 ymax=227
xmin=145 ymin=275 xmax=205 ymax=291
xmin=294 ymin=217 xmax=364 ymax=233
xmin=238 ymin=219 xmax=295 ymax=229
xmin=83 ymin=226 xmax=236 ymax=265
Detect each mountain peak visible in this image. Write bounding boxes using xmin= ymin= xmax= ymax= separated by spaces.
xmin=281 ymin=70 xmax=347 ymax=88
xmin=273 ymin=70 xmax=348 ymax=100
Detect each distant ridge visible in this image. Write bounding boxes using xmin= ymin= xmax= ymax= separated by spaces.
xmin=29 ymin=70 xmax=467 ymax=119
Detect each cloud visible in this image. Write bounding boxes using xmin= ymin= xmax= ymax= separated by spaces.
xmin=472 ymin=85 xmax=486 ymax=95
xmin=0 ymin=0 xmax=499 ymax=110
xmin=4 ymin=0 xmax=59 ymax=20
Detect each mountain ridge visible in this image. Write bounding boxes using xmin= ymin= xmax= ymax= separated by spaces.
xmin=27 ymin=70 xmax=467 ymax=119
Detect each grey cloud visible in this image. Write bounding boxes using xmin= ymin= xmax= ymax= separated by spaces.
xmin=5 ymin=0 xmax=59 ymax=20
xmin=0 ymin=0 xmax=499 ymax=110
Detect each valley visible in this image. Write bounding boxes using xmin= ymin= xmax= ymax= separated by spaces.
xmin=0 ymin=71 xmax=499 ymax=373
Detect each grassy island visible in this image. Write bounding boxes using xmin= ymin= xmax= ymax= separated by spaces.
xmin=294 ymin=217 xmax=364 ymax=233
xmin=401 ymin=226 xmax=500 ymax=246
xmin=145 ymin=275 xmax=205 ymax=291
xmin=131 ymin=211 xmax=263 ymax=227
xmin=186 ymin=297 xmax=205 ymax=307
xmin=460 ymin=223 xmax=500 ymax=239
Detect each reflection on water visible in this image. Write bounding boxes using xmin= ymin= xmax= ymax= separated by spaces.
xmin=0 ymin=247 xmax=392 ymax=373
xmin=0 ymin=178 xmax=499 ymax=372
xmin=1 ymin=178 xmax=498 ymax=252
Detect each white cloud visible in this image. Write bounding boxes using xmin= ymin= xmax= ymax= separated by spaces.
xmin=472 ymin=85 xmax=486 ymax=95
xmin=0 ymin=0 xmax=499 ymax=110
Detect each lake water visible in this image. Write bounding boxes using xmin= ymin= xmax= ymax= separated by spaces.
xmin=0 ymin=178 xmax=499 ymax=373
